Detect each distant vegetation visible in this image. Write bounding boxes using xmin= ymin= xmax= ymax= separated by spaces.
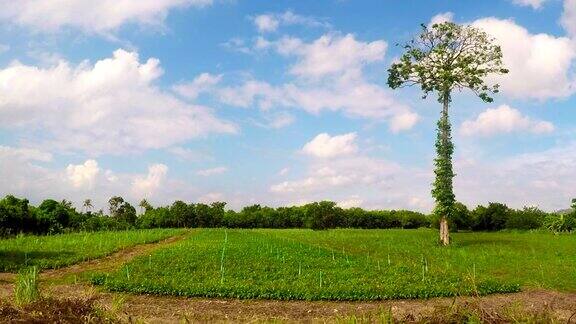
xmin=0 ymin=194 xmax=575 ymax=236
xmin=93 ymin=228 xmax=576 ymax=300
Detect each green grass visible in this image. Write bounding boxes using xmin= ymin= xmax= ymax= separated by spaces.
xmin=92 ymin=228 xmax=576 ymax=301
xmin=0 ymin=229 xmax=184 ymax=272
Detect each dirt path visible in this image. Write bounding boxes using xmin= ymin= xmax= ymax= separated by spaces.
xmin=41 ymin=231 xmax=190 ymax=281
xmin=0 ymin=231 xmax=191 ymax=298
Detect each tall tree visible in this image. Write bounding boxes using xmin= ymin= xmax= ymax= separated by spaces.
xmin=388 ymin=22 xmax=508 ymax=245
xmin=139 ymin=199 xmax=152 ymax=214
xmin=83 ymin=199 xmax=93 ymax=213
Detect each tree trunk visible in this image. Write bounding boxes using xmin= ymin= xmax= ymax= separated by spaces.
xmin=438 ymin=92 xmax=452 ymax=246
xmin=439 ymin=216 xmax=450 ymax=246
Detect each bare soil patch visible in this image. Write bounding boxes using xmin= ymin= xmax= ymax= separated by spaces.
xmin=42 ymin=285 xmax=576 ymax=323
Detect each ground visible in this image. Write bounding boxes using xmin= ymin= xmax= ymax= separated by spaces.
xmin=0 ymin=230 xmax=575 ymax=322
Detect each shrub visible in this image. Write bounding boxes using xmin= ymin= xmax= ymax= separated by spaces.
xmin=506 ymin=207 xmax=547 ymax=230
xmin=305 ymin=201 xmax=344 ymax=230
xmin=543 ymin=213 xmax=576 ymax=233
xmin=471 ymin=203 xmax=511 ymax=231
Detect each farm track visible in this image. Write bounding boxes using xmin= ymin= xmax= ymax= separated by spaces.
xmin=0 ymin=230 xmax=192 ymax=297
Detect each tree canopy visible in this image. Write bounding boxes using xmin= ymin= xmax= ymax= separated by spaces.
xmin=388 ymin=22 xmax=508 ymax=102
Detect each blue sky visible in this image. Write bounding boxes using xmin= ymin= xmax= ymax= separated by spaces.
xmin=0 ymin=0 xmax=575 ymax=212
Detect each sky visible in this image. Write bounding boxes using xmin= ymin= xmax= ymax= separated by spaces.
xmin=0 ymin=0 xmax=575 ymax=212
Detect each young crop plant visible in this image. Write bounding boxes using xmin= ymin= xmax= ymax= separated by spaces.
xmin=89 ymin=229 xmax=576 ymax=301
xmin=388 ymin=22 xmax=508 ymax=245
xmin=0 ymin=229 xmax=184 ymax=272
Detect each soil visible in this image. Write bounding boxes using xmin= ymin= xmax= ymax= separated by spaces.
xmin=1 ymin=232 xmax=575 ymax=323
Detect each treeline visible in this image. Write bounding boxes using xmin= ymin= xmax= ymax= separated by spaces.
xmin=0 ymin=194 xmax=575 ymax=236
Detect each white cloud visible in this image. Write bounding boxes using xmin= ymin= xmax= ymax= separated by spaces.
xmin=253 ymin=11 xmax=330 ymax=33
xmin=198 ymin=192 xmax=224 ymax=203
xmin=173 ymin=73 xmax=221 ymax=99
xmin=461 ymin=105 xmax=555 ymax=137
xmin=337 ymin=196 xmax=364 ymax=209
xmin=430 ymin=12 xmax=454 ymax=26
xmin=197 ymin=166 xmax=228 ymax=176
xmin=473 ymin=18 xmax=576 ymax=99
xmin=278 ymin=167 xmax=290 ymax=176
xmin=279 ymin=33 xmax=387 ymax=79
xmin=215 ymin=33 xmax=417 ymax=131
xmin=254 ymin=111 xmax=295 ymax=129
xmin=66 ymin=159 xmax=100 ymax=189
xmin=512 ymin=0 xmax=547 ymax=9
xmin=0 ymin=0 xmax=212 ymax=34
xmin=389 ymin=112 xmax=420 ymax=133
xmin=0 ymin=49 xmax=236 ymax=155
xmin=254 ymin=14 xmax=280 ymax=33
xmin=561 ymin=0 xmax=576 ymax=38
xmin=454 ymin=143 xmax=576 ymax=211
xmin=131 ymin=164 xmax=168 ymax=198
xmin=0 ymin=146 xmax=52 ymax=162
xmin=302 ymin=133 xmax=358 ymax=158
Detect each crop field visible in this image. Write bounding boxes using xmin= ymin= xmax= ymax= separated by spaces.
xmin=92 ymin=228 xmax=576 ymax=301
xmin=0 ymin=229 xmax=184 ymax=272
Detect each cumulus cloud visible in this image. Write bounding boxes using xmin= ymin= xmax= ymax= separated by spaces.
xmin=253 ymin=11 xmax=330 ymax=33
xmin=0 ymin=0 xmax=212 ymax=34
xmin=561 ymin=0 xmax=576 ymax=38
xmin=0 ymin=146 xmax=52 ymax=162
xmin=277 ymin=33 xmax=387 ymax=79
xmin=0 ymin=49 xmax=236 ymax=155
xmin=454 ymin=143 xmax=576 ymax=211
xmin=337 ymin=196 xmax=364 ymax=209
xmin=254 ymin=14 xmax=280 ymax=33
xmin=197 ymin=166 xmax=228 ymax=176
xmin=131 ymin=164 xmax=168 ymax=198
xmin=472 ymin=18 xmax=576 ymax=99
xmin=254 ymin=111 xmax=295 ymax=129
xmin=430 ymin=12 xmax=454 ymax=25
xmin=66 ymin=160 xmax=100 ymax=189
xmin=214 ymin=33 xmax=417 ymax=131
xmin=512 ymin=0 xmax=548 ymax=9
xmin=461 ymin=105 xmax=555 ymax=137
xmin=173 ymin=73 xmax=221 ymax=99
xmin=302 ymin=133 xmax=358 ymax=158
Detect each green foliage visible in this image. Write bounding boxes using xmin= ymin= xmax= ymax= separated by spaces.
xmin=431 ymin=202 xmax=471 ymax=231
xmin=14 ymin=266 xmax=39 ymax=306
xmin=97 ymin=228 xmax=576 ymax=300
xmin=108 ymin=196 xmax=137 ymax=226
xmin=543 ymin=213 xmax=576 ymax=233
xmin=431 ymin=104 xmax=456 ymax=221
xmin=387 ymin=22 xmax=508 ymax=103
xmin=387 ymin=22 xmax=508 ymax=241
xmin=471 ymin=203 xmax=511 ymax=231
xmin=305 ymin=201 xmax=344 ymax=230
xmin=0 ymin=229 xmax=183 ymax=272
xmin=94 ymin=229 xmax=530 ymax=301
xmin=506 ymin=207 xmax=547 ymax=230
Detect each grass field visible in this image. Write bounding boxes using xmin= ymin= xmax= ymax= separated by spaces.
xmin=0 ymin=229 xmax=184 ymax=272
xmin=92 ymin=228 xmax=576 ymax=301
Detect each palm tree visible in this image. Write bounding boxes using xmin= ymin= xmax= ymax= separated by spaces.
xmin=83 ymin=199 xmax=93 ymax=213
xmin=139 ymin=199 xmax=152 ymax=214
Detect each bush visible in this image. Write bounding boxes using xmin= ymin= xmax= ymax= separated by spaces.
xmin=543 ymin=213 xmax=576 ymax=233
xmin=506 ymin=207 xmax=547 ymax=230
xmin=305 ymin=201 xmax=344 ymax=230
xmin=471 ymin=203 xmax=511 ymax=231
